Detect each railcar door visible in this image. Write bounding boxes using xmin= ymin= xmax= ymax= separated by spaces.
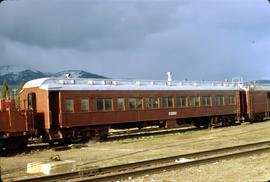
xmin=49 ymin=91 xmax=60 ymax=129
xmin=239 ymin=91 xmax=247 ymax=119
xmin=267 ymin=92 xmax=270 ymax=113
xmin=27 ymin=93 xmax=37 ymax=130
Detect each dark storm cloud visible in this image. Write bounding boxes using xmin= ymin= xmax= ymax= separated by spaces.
xmin=0 ymin=0 xmax=179 ymax=50
xmin=0 ymin=0 xmax=270 ymax=80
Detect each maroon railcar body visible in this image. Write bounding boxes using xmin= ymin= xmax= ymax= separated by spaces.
xmin=244 ymin=86 xmax=270 ymax=121
xmin=18 ymin=78 xmax=243 ymax=142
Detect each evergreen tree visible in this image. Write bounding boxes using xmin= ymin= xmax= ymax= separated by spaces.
xmin=1 ymin=80 xmax=10 ymax=99
xmin=15 ymin=82 xmax=24 ymax=109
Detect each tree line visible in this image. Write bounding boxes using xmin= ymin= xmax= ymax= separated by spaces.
xmin=1 ymin=80 xmax=24 ymax=109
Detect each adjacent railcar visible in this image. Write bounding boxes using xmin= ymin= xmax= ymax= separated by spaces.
xmin=244 ymin=84 xmax=270 ymax=121
xmin=19 ymin=78 xmax=243 ymax=143
xmin=0 ymin=99 xmax=34 ymax=149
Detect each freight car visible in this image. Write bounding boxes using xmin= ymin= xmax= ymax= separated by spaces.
xmin=1 ymin=77 xmax=270 ymax=150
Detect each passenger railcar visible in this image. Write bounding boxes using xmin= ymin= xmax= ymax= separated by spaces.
xmin=244 ymin=85 xmax=270 ymax=121
xmin=19 ymin=78 xmax=243 ymax=143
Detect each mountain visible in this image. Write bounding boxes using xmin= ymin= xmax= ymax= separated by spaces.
xmin=0 ymin=65 xmax=107 ymax=85
xmin=0 ymin=65 xmax=47 ymax=85
xmin=52 ymin=70 xmax=107 ymax=79
xmin=254 ymin=80 xmax=270 ymax=84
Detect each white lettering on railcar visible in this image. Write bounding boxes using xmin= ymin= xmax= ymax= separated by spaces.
xmin=168 ymin=112 xmax=177 ymax=116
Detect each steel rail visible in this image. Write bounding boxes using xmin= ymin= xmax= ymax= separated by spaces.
xmin=108 ymin=125 xmax=195 ymax=136
xmin=106 ymin=126 xmax=199 ymax=141
xmin=78 ymin=146 xmax=270 ymax=182
xmin=13 ymin=140 xmax=270 ymax=182
xmin=1 ymin=126 xmax=199 ymax=158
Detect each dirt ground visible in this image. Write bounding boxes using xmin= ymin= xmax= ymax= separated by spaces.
xmin=1 ymin=121 xmax=270 ymax=181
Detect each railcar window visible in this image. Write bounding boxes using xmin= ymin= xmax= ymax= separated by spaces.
xmin=129 ymin=98 xmax=136 ymax=110
xmin=81 ymin=98 xmax=89 ymax=112
xmin=176 ymin=96 xmax=187 ymax=108
xmin=168 ymin=97 xmax=173 ymax=108
xmin=161 ymin=97 xmax=167 ymax=108
xmin=28 ymin=93 xmax=36 ymax=110
xmin=145 ymin=98 xmax=151 ymax=109
xmin=189 ymin=96 xmax=200 ymax=107
xmin=28 ymin=94 xmax=33 ymax=109
xmin=152 ymin=97 xmax=159 ymax=109
xmin=105 ymin=98 xmax=112 ymax=111
xmin=97 ymin=98 xmax=104 ymax=111
xmin=65 ymin=98 xmax=74 ymax=112
xmin=201 ymin=96 xmax=211 ymax=106
xmin=137 ymin=98 xmax=143 ymax=110
xmin=228 ymin=96 xmax=236 ymax=105
xmin=162 ymin=97 xmax=173 ymax=108
xmin=117 ymin=98 xmax=125 ymax=110
xmin=216 ymin=96 xmax=224 ymax=106
xmin=145 ymin=97 xmax=158 ymax=109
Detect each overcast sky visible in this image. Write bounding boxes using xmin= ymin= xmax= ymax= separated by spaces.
xmin=0 ymin=0 xmax=270 ymax=81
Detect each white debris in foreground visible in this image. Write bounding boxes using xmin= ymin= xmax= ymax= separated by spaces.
xmin=175 ymin=158 xmax=193 ymax=163
xmin=27 ymin=160 xmax=76 ymax=175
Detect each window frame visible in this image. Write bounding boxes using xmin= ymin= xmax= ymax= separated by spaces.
xmin=104 ymin=98 xmax=112 ymax=111
xmin=117 ymin=98 xmax=125 ymax=111
xmin=201 ymin=96 xmax=211 ymax=107
xmin=189 ymin=96 xmax=200 ymax=107
xmin=161 ymin=97 xmax=173 ymax=108
xmin=81 ymin=98 xmax=89 ymax=112
xmin=145 ymin=97 xmax=159 ymax=109
xmin=136 ymin=97 xmax=143 ymax=110
xmin=152 ymin=97 xmax=159 ymax=109
xmin=228 ymin=95 xmax=236 ymax=105
xmin=176 ymin=96 xmax=187 ymax=108
xmin=128 ymin=98 xmax=136 ymax=110
xmin=97 ymin=98 xmax=104 ymax=111
xmin=65 ymin=98 xmax=74 ymax=112
xmin=215 ymin=95 xmax=224 ymax=106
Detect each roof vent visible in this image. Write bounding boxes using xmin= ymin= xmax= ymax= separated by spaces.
xmin=105 ymin=80 xmax=113 ymax=85
xmin=88 ymin=80 xmax=95 ymax=85
xmin=134 ymin=81 xmax=141 ymax=86
xmin=167 ymin=72 xmax=172 ymax=82
xmin=65 ymin=73 xmax=71 ymax=79
xmin=58 ymin=80 xmax=66 ymax=85
xmin=192 ymin=82 xmax=198 ymax=86
xmin=70 ymin=80 xmax=75 ymax=84
xmin=112 ymin=81 xmax=119 ymax=85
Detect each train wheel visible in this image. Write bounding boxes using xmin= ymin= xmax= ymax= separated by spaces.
xmin=158 ymin=121 xmax=166 ymax=128
xmin=221 ymin=118 xmax=228 ymax=126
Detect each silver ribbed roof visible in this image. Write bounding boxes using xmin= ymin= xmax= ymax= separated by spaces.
xmin=22 ymin=77 xmax=246 ymax=91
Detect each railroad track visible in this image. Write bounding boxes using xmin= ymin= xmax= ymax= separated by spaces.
xmin=0 ymin=126 xmax=200 ymax=157
xmin=106 ymin=126 xmax=199 ymax=141
xmin=13 ymin=140 xmax=270 ymax=182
